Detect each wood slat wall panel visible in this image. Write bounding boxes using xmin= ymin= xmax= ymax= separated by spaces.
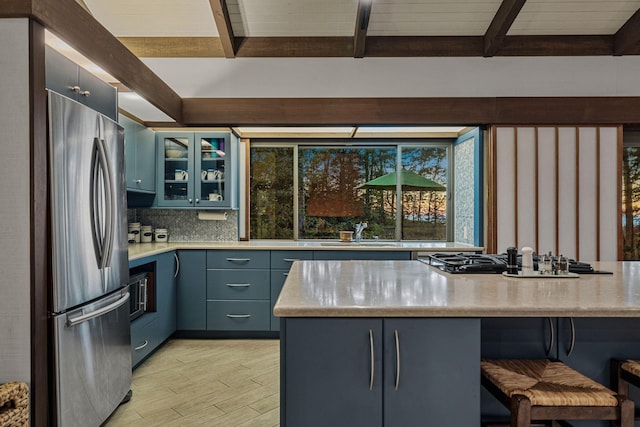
xmin=557 ymin=128 xmax=577 ymax=259
xmin=537 ymin=128 xmax=557 ymax=255
xmin=516 ymin=127 xmax=536 ymax=250
xmin=599 ymin=127 xmax=620 ymax=261
xmin=577 ymin=128 xmax=598 ymax=261
xmin=492 ymin=126 xmax=619 ymax=261
xmin=496 ymin=128 xmax=516 ymax=252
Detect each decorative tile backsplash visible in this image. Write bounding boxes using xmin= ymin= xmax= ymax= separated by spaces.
xmin=127 ymin=209 xmax=238 ymax=242
xmin=454 ymin=138 xmax=475 ymax=245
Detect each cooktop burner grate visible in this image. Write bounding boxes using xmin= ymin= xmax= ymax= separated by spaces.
xmin=424 ymin=253 xmax=597 ymax=274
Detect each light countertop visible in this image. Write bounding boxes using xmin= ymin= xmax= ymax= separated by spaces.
xmin=273 ymin=260 xmax=640 ymax=317
xmin=127 ymin=240 xmax=483 ymax=262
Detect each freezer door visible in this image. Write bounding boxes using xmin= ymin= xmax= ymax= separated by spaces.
xmin=53 ymin=287 xmax=132 ymax=427
xmin=49 ymin=91 xmax=128 ymax=312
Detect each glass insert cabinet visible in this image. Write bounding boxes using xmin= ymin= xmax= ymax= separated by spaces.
xmin=156 ymin=132 xmax=235 ymax=208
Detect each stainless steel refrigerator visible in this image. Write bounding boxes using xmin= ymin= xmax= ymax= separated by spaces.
xmin=48 ymin=90 xmax=131 ymax=427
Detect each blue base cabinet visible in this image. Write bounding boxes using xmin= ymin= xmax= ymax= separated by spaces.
xmin=281 ymin=317 xmax=480 ymax=427
xmin=176 ymin=250 xmax=207 ymax=330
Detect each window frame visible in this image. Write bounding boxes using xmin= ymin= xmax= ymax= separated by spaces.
xmin=249 ymin=138 xmax=454 ymax=241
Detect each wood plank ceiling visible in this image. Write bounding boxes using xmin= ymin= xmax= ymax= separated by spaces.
xmin=86 ymin=0 xmax=640 ymax=58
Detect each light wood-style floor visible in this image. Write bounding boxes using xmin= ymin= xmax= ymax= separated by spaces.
xmin=104 ymin=339 xmax=280 ymax=427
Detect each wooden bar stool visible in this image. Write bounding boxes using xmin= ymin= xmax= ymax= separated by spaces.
xmin=481 ymin=359 xmax=633 ymax=427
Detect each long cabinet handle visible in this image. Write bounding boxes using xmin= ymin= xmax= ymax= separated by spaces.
xmin=394 ymin=329 xmax=401 ymax=391
xmin=226 ymin=258 xmax=251 ymax=262
xmin=283 ymin=258 xmax=300 ymax=262
xmin=567 ymin=317 xmax=576 ymax=357
xmin=226 ymin=283 xmax=251 ymax=287
xmin=174 ymin=253 xmax=180 ymax=278
xmin=226 ymin=314 xmax=251 ymax=318
xmin=134 ymin=340 xmax=149 ymax=351
xmin=546 ymin=317 xmax=555 ymax=356
xmin=369 ymin=329 xmax=375 ymax=391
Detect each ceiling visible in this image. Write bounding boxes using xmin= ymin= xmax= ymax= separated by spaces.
xmin=44 ymin=0 xmax=640 ymax=126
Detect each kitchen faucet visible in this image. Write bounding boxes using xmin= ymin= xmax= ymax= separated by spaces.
xmin=354 ymin=222 xmax=368 ymax=242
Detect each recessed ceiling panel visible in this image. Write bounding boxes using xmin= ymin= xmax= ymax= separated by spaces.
xmin=509 ymin=0 xmax=640 ymax=35
xmin=368 ymin=0 xmax=504 ymax=36
xmin=82 ymin=0 xmax=217 ymax=37
xmin=230 ymin=0 xmax=359 ymax=37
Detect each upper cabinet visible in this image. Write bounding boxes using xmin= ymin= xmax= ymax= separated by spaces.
xmin=156 ymin=132 xmax=238 ymax=209
xmin=45 ymin=46 xmax=118 ymax=121
xmin=120 ymin=114 xmax=156 ymax=193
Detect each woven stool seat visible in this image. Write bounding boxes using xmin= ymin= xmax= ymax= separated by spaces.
xmin=481 ymin=359 xmax=619 ymax=407
xmin=620 ymin=360 xmax=640 ymax=379
xmin=0 ymin=382 xmax=29 ymax=427
xmin=481 ymin=359 xmax=633 ymax=427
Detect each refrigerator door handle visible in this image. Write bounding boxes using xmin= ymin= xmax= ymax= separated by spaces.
xmin=66 ymin=292 xmax=130 ymax=327
xmin=89 ymin=117 xmax=115 ymax=270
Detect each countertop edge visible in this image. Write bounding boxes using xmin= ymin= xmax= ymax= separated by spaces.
xmin=127 ymin=241 xmax=483 ymax=262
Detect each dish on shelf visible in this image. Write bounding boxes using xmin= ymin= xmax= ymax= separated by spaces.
xmin=166 ymin=149 xmax=187 ymax=158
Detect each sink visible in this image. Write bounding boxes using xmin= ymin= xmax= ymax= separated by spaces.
xmin=319 ymin=241 xmax=397 ymax=247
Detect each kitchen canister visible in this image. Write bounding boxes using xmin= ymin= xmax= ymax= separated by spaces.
xmin=154 ymin=228 xmax=169 ymax=242
xmin=128 ymin=222 xmax=141 ymax=243
xmin=141 ymin=225 xmax=153 ymax=243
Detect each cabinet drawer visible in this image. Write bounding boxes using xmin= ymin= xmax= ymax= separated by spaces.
xmin=130 ymin=315 xmax=158 ymax=367
xmin=206 ymin=300 xmax=270 ymax=331
xmin=207 ymin=269 xmax=270 ymax=300
xmin=207 ymin=250 xmax=270 ymax=269
xmin=270 ymin=250 xmax=314 ymax=270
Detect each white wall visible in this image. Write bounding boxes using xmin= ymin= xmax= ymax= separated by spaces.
xmin=0 ymin=18 xmax=31 ymax=384
xmin=142 ymin=56 xmax=640 ymax=98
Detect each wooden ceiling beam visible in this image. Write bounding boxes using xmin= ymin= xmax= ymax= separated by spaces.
xmin=483 ymin=0 xmax=527 ymax=57
xmin=236 ymin=37 xmax=354 ymax=57
xmin=498 ymin=35 xmax=615 ymax=56
xmin=354 ymin=0 xmax=372 ymax=58
xmin=181 ymin=97 xmax=640 ymax=126
xmin=366 ymin=36 xmax=483 ymax=56
xmin=119 ymin=37 xmax=225 ymax=57
xmin=112 ymin=35 xmax=639 ymax=58
xmin=209 ymin=0 xmax=236 ymax=58
xmin=614 ymin=8 xmax=640 ymax=55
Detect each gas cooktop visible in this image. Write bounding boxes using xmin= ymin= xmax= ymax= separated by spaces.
xmin=422 ymin=253 xmax=602 ymax=274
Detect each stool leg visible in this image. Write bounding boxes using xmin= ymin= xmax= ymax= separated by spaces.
xmin=616 ymin=395 xmax=634 ymax=427
xmin=511 ymin=394 xmax=532 ymax=427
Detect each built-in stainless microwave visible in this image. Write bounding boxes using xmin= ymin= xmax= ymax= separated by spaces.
xmin=129 ymin=272 xmax=150 ymax=320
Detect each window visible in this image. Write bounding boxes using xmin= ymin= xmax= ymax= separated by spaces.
xmin=250 ymin=141 xmax=451 ymax=241
xmin=623 ymin=143 xmax=640 ymax=260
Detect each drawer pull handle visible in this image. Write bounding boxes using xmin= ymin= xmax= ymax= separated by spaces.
xmin=226 ymin=283 xmax=251 ymax=287
xmin=283 ymin=273 xmax=289 ymax=277
xmin=394 ymin=329 xmax=400 ymax=391
xmin=369 ymin=329 xmax=375 ymax=391
xmin=135 ymin=340 xmax=149 ymax=351
xmin=226 ymin=314 xmax=251 ymax=318
xmin=283 ymin=258 xmax=300 ymax=262
xmin=226 ymin=258 xmax=251 ymax=262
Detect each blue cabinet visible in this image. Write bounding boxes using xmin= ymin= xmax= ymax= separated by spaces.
xmin=206 ymin=250 xmax=270 ymax=331
xmin=45 ymin=46 xmax=117 ymax=121
xmin=155 ymin=252 xmax=177 ymax=340
xmin=282 ymin=317 xmax=480 ymax=427
xmin=156 ymin=132 xmax=238 ymax=209
xmin=176 ymin=250 xmax=207 ymax=330
xmin=270 ymin=251 xmax=313 ymax=331
xmin=128 ymin=251 xmax=176 ymax=368
xmin=121 ymin=114 xmax=156 ymax=193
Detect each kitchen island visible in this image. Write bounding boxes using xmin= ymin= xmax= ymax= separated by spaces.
xmin=274 ymin=260 xmax=640 ymax=427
